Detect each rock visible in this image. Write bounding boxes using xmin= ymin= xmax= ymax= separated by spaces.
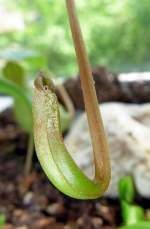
xmin=65 ymin=103 xmax=150 ymax=197
xmin=0 ymin=97 xmax=12 ymax=113
xmin=23 ymin=192 xmax=34 ymax=206
xmin=46 ymin=203 xmax=64 ymax=215
xmin=91 ymin=217 xmax=103 ymax=227
xmin=33 ymin=218 xmax=56 ymax=229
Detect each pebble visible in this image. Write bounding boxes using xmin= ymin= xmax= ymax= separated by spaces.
xmin=46 ymin=203 xmax=64 ymax=215
xmin=23 ymin=192 xmax=34 ymax=206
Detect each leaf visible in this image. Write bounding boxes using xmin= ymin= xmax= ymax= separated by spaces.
xmin=0 ymin=214 xmax=6 ymax=229
xmin=2 ymin=61 xmax=25 ymax=87
xmin=119 ymin=176 xmax=135 ymax=204
xmin=118 ymin=222 xmax=150 ymax=229
xmin=118 ymin=176 xmax=146 ymax=227
xmin=121 ymin=201 xmax=145 ymax=226
xmin=0 ymin=78 xmax=32 ymax=133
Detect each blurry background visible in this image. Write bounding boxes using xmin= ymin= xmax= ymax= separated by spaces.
xmin=0 ymin=0 xmax=150 ymax=78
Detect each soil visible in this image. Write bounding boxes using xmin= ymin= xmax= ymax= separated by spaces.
xmin=0 ymin=109 xmax=149 ymax=229
xmin=0 ymin=109 xmax=120 ymax=229
xmin=0 ymin=157 xmax=120 ymax=229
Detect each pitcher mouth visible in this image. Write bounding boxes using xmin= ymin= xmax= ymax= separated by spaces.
xmin=34 ymin=71 xmax=55 ymax=93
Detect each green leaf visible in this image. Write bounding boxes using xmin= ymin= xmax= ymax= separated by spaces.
xmin=0 ymin=78 xmax=32 ymax=133
xmin=118 ymin=177 xmax=145 ymax=227
xmin=118 ymin=222 xmax=150 ymax=229
xmin=2 ymin=61 xmax=25 ymax=87
xmin=0 ymin=214 xmax=6 ymax=229
xmin=121 ymin=201 xmax=145 ymax=226
xmin=119 ymin=176 xmax=135 ymax=204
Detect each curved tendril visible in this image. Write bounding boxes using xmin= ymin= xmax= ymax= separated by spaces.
xmin=32 ymin=0 xmax=111 ymax=199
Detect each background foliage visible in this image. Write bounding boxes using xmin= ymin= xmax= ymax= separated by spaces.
xmin=0 ymin=0 xmax=150 ymax=78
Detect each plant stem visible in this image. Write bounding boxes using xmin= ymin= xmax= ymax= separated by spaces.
xmin=65 ymin=0 xmax=111 ymax=187
xmin=24 ymin=134 xmax=34 ymax=176
xmin=57 ymin=84 xmax=75 ymax=119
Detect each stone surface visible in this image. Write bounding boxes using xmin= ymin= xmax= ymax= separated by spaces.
xmin=65 ymin=103 xmax=150 ymax=197
xmin=0 ymin=96 xmax=12 ymax=113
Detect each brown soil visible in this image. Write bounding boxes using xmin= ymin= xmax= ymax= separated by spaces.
xmin=0 ymin=108 xmax=149 ymax=229
xmin=0 ymin=156 xmax=120 ymax=229
xmin=0 ymin=109 xmax=121 ymax=229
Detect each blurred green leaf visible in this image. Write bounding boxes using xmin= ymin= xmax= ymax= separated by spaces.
xmin=0 ymin=214 xmax=6 ymax=229
xmin=119 ymin=176 xmax=135 ymax=204
xmin=0 ymin=78 xmax=32 ymax=133
xmin=2 ymin=61 xmax=25 ymax=87
xmin=121 ymin=201 xmax=145 ymax=226
xmin=14 ymin=98 xmax=32 ymax=133
xmin=118 ymin=176 xmax=149 ymax=229
xmin=118 ymin=222 xmax=150 ymax=229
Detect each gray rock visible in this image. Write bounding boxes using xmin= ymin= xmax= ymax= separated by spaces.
xmin=65 ymin=103 xmax=150 ymax=197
